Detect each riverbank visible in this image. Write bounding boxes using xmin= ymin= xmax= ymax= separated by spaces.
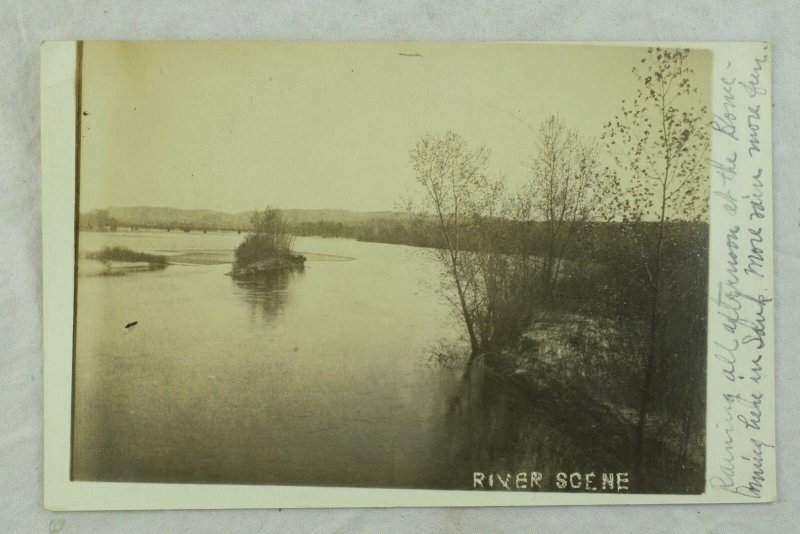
xmin=452 ymin=310 xmax=705 ymax=493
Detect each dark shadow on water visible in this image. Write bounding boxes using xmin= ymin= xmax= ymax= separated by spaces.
xmin=437 ymin=363 xmax=705 ymax=493
xmin=231 ymin=270 xmax=302 ymax=324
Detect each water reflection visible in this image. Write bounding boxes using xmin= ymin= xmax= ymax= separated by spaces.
xmin=440 ymin=366 xmax=531 ymax=485
xmin=442 ymin=363 xmax=690 ymax=493
xmin=231 ymin=270 xmax=301 ymax=323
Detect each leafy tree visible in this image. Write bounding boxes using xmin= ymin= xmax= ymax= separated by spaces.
xmin=602 ymin=47 xmax=710 ymax=468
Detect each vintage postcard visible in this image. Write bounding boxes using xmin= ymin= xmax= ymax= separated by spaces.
xmin=42 ymin=41 xmax=775 ymax=509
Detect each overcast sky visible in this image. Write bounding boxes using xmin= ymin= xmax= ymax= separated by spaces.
xmin=79 ymin=41 xmax=711 ymax=213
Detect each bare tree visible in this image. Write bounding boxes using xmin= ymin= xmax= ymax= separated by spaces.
xmin=233 ymin=207 xmax=299 ymax=274
xmin=524 ymin=114 xmax=604 ymax=290
xmin=409 ymin=132 xmax=522 ymax=371
xmin=603 ymin=47 xmax=710 ymax=468
xmin=249 ymin=207 xmax=295 ymax=254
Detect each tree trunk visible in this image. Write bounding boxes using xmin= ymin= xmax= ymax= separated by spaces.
xmin=634 ymin=165 xmax=669 ymax=477
xmin=450 ymin=255 xmax=480 ymax=358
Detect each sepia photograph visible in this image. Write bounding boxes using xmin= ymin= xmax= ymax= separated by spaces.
xmin=62 ymin=41 xmax=719 ymax=495
xmin=63 ymin=41 xmax=717 ymax=495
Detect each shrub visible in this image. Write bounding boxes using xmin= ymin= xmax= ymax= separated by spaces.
xmin=231 ymin=208 xmax=305 ymax=278
xmin=86 ymin=246 xmax=167 ymax=267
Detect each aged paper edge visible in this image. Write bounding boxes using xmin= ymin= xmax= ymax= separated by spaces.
xmin=42 ymin=40 xmax=776 ymax=510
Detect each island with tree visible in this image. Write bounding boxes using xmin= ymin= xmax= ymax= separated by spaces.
xmin=230 ymin=207 xmax=306 ymax=279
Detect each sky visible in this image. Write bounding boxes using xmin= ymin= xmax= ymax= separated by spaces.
xmin=79 ymin=41 xmax=712 ymax=213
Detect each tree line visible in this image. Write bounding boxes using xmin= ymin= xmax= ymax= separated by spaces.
xmin=403 ymin=47 xmax=709 ymax=492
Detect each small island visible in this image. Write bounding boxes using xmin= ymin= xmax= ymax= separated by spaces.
xmin=230 ymin=207 xmax=306 ymax=279
xmin=83 ymin=246 xmax=168 ymax=276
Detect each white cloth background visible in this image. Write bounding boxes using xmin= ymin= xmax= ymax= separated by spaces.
xmin=1 ymin=1 xmax=797 ymax=532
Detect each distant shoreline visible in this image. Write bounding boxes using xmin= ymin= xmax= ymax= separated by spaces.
xmin=78 ymin=231 xmax=357 ymax=267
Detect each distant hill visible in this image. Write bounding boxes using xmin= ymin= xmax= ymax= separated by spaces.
xmin=85 ymin=206 xmax=407 ymax=231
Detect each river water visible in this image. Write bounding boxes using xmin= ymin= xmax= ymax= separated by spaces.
xmin=72 ymin=231 xmax=468 ymax=488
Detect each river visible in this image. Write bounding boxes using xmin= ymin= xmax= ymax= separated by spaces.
xmin=72 ymin=231 xmax=468 ymax=488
